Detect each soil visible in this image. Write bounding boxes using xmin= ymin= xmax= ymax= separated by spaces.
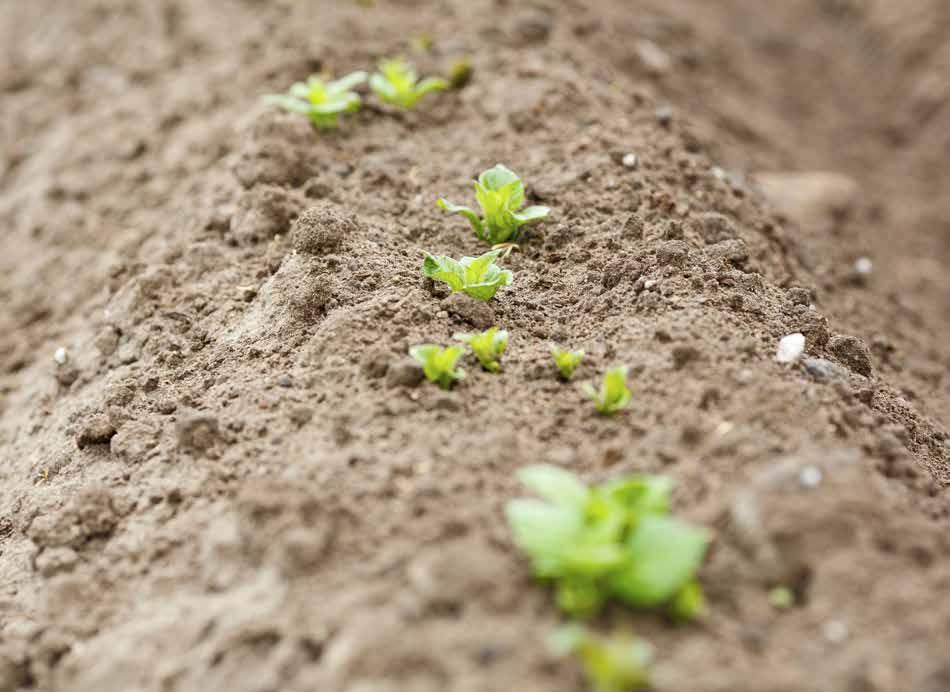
xmin=2 ymin=1 xmax=949 ymax=691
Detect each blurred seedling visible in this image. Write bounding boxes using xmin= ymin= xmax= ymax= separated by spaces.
xmin=409 ymin=344 xmax=466 ymax=390
xmin=506 ymin=464 xmax=709 ymax=619
xmin=370 ymin=57 xmax=449 ymax=110
xmin=264 ymin=71 xmax=367 ymax=129
xmin=455 ymin=328 xmax=509 ymax=373
xmin=583 ymin=366 xmax=632 ymax=415
xmin=551 ymin=345 xmax=585 ymax=380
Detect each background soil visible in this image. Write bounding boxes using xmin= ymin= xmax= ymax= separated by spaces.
xmin=2 ymin=1 xmax=949 ymax=690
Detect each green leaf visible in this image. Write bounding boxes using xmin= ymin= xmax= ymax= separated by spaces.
xmin=506 ymin=499 xmax=583 ymax=577
xmin=607 ymin=515 xmax=709 ymax=607
xmin=599 ymin=476 xmax=673 ymax=517
xmin=265 ymin=71 xmax=365 ymax=129
xmin=551 ymin=626 xmax=652 ymax=692
xmin=436 ymin=199 xmax=484 ymax=237
xmin=478 ymin=164 xmax=521 ymax=191
xmin=370 ymin=57 xmax=447 ymax=110
xmin=409 ymin=344 xmax=466 ymax=389
xmin=454 ymin=327 xmax=508 ymax=373
xmin=439 ymin=165 xmax=548 ymax=244
xmin=550 ymin=345 xmax=585 ymax=380
xmin=557 ymin=578 xmax=607 ymax=617
xmin=517 ymin=464 xmax=590 ymax=509
xmin=423 ymin=249 xmax=512 ymax=301
xmin=585 ymin=366 xmax=632 ymax=415
xmin=668 ymin=580 xmax=707 ymax=621
xmin=416 ymin=76 xmax=450 ymax=96
xmin=512 ymin=205 xmax=551 ymax=224
xmin=328 ymin=70 xmax=368 ymax=94
xmin=422 ymin=254 xmax=466 ymax=292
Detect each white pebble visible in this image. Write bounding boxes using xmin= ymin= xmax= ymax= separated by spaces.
xmin=799 ymin=465 xmax=823 ymax=488
xmin=775 ymin=333 xmax=805 ymax=363
xmin=823 ymin=619 xmax=849 ymax=644
xmin=710 ymin=166 xmax=727 ymax=180
xmin=53 ymin=347 xmax=68 ymax=365
xmin=622 ymin=153 xmax=639 ymax=169
xmin=854 ymin=257 xmax=873 ymax=275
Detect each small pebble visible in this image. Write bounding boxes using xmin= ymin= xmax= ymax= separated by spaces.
xmin=775 ymin=333 xmax=805 ymax=363
xmin=622 ymin=153 xmax=639 ymax=169
xmin=799 ymin=465 xmax=823 ymax=488
xmin=854 ymin=257 xmax=873 ymax=275
xmin=656 ymin=105 xmax=673 ymax=127
xmin=53 ymin=347 xmax=68 ymax=365
xmin=823 ymin=619 xmax=849 ymax=644
xmin=277 ymin=375 xmax=292 ymax=388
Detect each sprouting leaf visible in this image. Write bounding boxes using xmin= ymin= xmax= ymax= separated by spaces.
xmin=370 ymin=57 xmax=449 ymax=110
xmin=550 ymin=345 xmax=585 ymax=380
xmin=550 ymin=625 xmax=652 ymax=692
xmin=505 ymin=465 xmax=710 ymax=620
xmin=422 ymin=248 xmax=513 ymax=302
xmin=264 ymin=71 xmax=367 ymax=129
xmin=583 ymin=366 xmax=632 ymax=415
xmin=518 ymin=464 xmax=590 ymax=509
xmin=438 ymin=164 xmax=550 ymax=244
xmin=454 ymin=327 xmax=509 ymax=373
xmin=409 ymin=344 xmax=466 ymax=389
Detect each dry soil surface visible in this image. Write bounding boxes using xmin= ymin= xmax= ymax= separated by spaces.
xmin=1 ymin=1 xmax=949 ymax=691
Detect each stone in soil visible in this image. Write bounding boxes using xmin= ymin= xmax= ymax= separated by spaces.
xmin=828 ymin=334 xmax=872 ymax=376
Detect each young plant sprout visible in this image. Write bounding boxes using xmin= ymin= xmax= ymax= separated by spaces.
xmin=422 ymin=248 xmax=513 ymax=302
xmin=437 ymin=164 xmax=550 ymax=244
xmin=454 ymin=328 xmax=509 ymax=373
xmin=369 ymin=58 xmax=449 ymax=110
xmin=551 ymin=345 xmax=585 ymax=380
xmin=550 ymin=625 xmax=652 ymax=692
xmin=409 ymin=344 xmax=466 ymax=390
xmin=584 ymin=366 xmax=632 ymax=415
xmin=264 ymin=71 xmax=367 ymax=129
xmin=506 ymin=465 xmax=710 ymax=619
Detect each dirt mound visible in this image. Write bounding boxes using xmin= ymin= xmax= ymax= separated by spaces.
xmin=1 ymin=1 xmax=948 ymax=691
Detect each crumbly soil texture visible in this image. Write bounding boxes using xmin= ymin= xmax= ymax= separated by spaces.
xmin=2 ymin=1 xmax=950 ymax=691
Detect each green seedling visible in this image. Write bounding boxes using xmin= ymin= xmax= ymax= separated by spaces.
xmin=438 ymin=164 xmax=550 ymax=244
xmin=506 ymin=464 xmax=709 ymax=618
xmin=455 ymin=328 xmax=509 ymax=373
xmin=551 ymin=345 xmax=585 ymax=380
xmin=409 ymin=344 xmax=466 ymax=390
xmin=583 ymin=366 xmax=632 ymax=415
xmin=550 ymin=625 xmax=652 ymax=692
xmin=422 ymin=248 xmax=513 ymax=302
xmin=370 ymin=58 xmax=449 ymax=110
xmin=264 ymin=72 xmax=367 ymax=129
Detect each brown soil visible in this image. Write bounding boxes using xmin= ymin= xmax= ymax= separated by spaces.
xmin=2 ymin=1 xmax=949 ymax=691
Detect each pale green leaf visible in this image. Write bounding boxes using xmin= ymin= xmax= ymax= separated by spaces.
xmin=607 ymin=515 xmax=709 ymax=607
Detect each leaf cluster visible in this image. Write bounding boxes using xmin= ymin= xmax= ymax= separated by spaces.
xmin=583 ymin=366 xmax=632 ymax=415
xmin=409 ymin=344 xmax=466 ymax=389
xmin=551 ymin=345 xmax=585 ymax=380
xmin=422 ymin=248 xmax=513 ymax=302
xmin=438 ymin=164 xmax=550 ymax=244
xmin=264 ymin=72 xmax=367 ymax=129
xmin=550 ymin=625 xmax=652 ymax=692
xmin=370 ymin=58 xmax=449 ymax=110
xmin=454 ymin=328 xmax=509 ymax=373
xmin=506 ymin=465 xmax=709 ymax=618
